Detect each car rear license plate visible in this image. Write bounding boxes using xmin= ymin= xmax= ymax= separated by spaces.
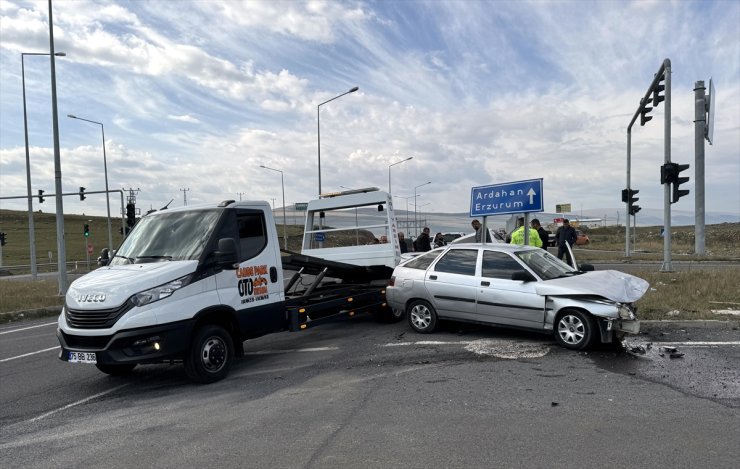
xmin=68 ymin=351 xmax=97 ymax=364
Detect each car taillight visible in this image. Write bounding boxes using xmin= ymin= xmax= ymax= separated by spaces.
xmin=388 ymin=276 xmax=395 ymax=287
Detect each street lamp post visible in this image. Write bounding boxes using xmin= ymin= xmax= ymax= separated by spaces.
xmin=388 ymin=156 xmax=413 ymax=194
xmin=22 ymin=51 xmax=65 ymax=279
xmin=394 ymin=194 xmax=417 ymax=234
xmin=67 ymin=114 xmax=113 ymax=254
xmin=414 ymin=182 xmax=431 ymax=236
xmin=317 ymin=86 xmax=358 ymax=198
xmin=260 ymin=165 xmax=287 ymax=250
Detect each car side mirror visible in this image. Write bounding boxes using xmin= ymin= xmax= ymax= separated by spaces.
xmin=579 ymin=263 xmax=595 ymax=272
xmin=511 ymin=270 xmax=536 ymax=282
xmin=215 ymin=238 xmax=238 ymax=269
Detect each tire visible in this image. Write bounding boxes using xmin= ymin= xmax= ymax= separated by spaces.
xmin=184 ymin=325 xmax=234 ymax=384
xmin=554 ymin=310 xmax=597 ymax=350
xmin=96 ymin=363 xmax=136 ymax=376
xmin=407 ymin=300 xmax=438 ymax=334
xmin=374 ymin=306 xmax=406 ymax=323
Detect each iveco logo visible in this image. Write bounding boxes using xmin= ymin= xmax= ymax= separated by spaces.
xmin=76 ymin=293 xmax=106 ymax=303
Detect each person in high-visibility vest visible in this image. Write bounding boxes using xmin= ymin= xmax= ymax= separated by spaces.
xmin=509 ymin=218 xmax=543 ymax=247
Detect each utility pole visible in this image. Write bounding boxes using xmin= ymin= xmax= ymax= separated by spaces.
xmin=694 ymin=79 xmax=713 ymax=255
xmin=181 ymin=188 xmax=190 ymax=206
xmin=237 ymin=192 xmax=245 ymax=201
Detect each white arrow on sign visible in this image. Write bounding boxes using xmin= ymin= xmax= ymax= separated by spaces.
xmin=527 ymin=188 xmax=537 ymax=204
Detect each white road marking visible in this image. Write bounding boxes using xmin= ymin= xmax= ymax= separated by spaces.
xmin=27 ymin=383 xmax=130 ymax=423
xmin=0 ymin=322 xmax=57 ymax=335
xmin=650 ymin=341 xmax=740 ymax=347
xmin=243 ymin=346 xmax=339 ymax=355
xmin=383 ymin=340 xmax=477 ymax=347
xmin=0 ymin=346 xmax=61 ymax=363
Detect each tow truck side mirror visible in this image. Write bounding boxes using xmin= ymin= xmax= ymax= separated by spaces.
xmin=215 ymin=238 xmax=238 ymax=269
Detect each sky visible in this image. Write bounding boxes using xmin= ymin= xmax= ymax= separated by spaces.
xmin=1 ymin=0 xmax=739 ymax=225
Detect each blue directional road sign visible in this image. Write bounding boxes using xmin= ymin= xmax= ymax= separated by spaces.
xmin=314 ymin=232 xmax=326 ymax=242
xmin=470 ymin=178 xmax=544 ymax=217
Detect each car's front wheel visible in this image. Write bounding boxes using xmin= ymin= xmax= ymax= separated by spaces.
xmin=407 ymin=300 xmax=438 ymax=334
xmin=554 ymin=310 xmax=597 ymax=350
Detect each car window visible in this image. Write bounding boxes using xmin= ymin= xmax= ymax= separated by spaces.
xmin=481 ymin=250 xmax=523 ymax=280
xmin=433 ymin=249 xmax=477 ymax=276
xmin=402 ymin=249 xmax=441 ymax=270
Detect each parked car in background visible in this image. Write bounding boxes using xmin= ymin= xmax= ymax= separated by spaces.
xmin=387 ymin=243 xmax=648 ymax=350
xmin=576 ymin=230 xmax=590 ymax=245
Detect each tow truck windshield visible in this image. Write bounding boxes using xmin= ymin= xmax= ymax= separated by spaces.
xmin=110 ymin=209 xmax=221 ymax=265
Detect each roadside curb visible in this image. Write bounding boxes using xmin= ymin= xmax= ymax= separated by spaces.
xmin=0 ymin=306 xmax=62 ymax=324
xmin=640 ymin=319 xmax=740 ymax=330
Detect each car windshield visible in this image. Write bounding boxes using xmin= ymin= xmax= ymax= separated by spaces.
xmin=514 ymin=248 xmax=577 ymax=280
xmin=110 ymin=209 xmax=222 ymax=265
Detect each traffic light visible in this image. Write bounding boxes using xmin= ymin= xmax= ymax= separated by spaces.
xmin=639 ymin=97 xmax=653 ymax=126
xmin=0 ymin=232 xmax=6 ymax=246
xmin=126 ymin=203 xmax=136 ymax=227
xmin=627 ymin=189 xmax=640 ymax=216
xmin=38 ymin=189 xmax=45 ymax=204
xmin=672 ymin=163 xmax=690 ymax=204
xmin=652 ymin=72 xmax=666 ymax=109
xmin=84 ymin=224 xmax=90 ymax=237
xmin=79 ymin=186 xmax=86 ymax=201
xmin=661 ymin=162 xmax=691 ymax=204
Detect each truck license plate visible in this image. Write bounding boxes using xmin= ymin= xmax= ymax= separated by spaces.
xmin=68 ymin=351 xmax=97 ymax=364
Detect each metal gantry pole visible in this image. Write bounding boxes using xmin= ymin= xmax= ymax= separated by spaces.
xmin=694 ymin=81 xmax=707 ymax=255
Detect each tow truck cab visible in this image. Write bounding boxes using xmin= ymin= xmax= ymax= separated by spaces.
xmin=58 ymin=200 xmax=289 ymax=383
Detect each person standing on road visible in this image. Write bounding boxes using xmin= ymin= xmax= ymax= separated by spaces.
xmin=531 ymin=219 xmax=550 ymax=250
xmin=398 ymin=232 xmax=409 ymax=253
xmin=414 ymin=227 xmax=432 ymax=252
xmin=509 ymin=218 xmax=542 ymax=247
xmin=471 ymin=219 xmax=491 ymax=243
xmin=433 ymin=232 xmax=446 ymax=248
xmin=556 ymin=219 xmax=577 ymax=263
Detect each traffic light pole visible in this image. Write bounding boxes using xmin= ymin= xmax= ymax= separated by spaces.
xmin=626 ymin=59 xmax=672 ymax=270
xmin=660 ymin=61 xmax=672 ymax=272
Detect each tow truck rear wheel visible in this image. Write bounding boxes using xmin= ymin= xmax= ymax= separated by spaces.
xmin=96 ymin=363 xmax=136 ymax=376
xmin=184 ymin=325 xmax=234 ymax=384
xmin=373 ymin=306 xmax=405 ymax=323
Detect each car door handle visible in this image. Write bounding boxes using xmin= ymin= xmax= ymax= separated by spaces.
xmin=429 ymin=275 xmax=437 ymax=280
xmin=481 ymin=281 xmax=490 ymax=287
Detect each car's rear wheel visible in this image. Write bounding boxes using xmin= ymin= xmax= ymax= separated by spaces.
xmin=554 ymin=310 xmax=596 ymax=350
xmin=407 ymin=300 xmax=438 ymax=334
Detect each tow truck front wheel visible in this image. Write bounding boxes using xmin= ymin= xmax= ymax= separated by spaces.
xmin=184 ymin=325 xmax=234 ymax=384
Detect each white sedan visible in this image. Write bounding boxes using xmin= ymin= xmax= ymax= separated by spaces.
xmin=386 ymin=243 xmax=648 ymax=350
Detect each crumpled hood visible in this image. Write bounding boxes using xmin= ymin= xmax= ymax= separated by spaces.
xmin=66 ymin=261 xmax=198 ymax=309
xmin=535 ymin=270 xmax=649 ymax=303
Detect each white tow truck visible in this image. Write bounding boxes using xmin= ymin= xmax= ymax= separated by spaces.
xmin=57 ymin=188 xmax=403 ymax=383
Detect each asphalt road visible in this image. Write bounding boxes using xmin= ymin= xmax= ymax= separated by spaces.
xmin=1 ymin=316 xmax=739 ymax=468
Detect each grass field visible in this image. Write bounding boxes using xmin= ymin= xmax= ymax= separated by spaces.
xmin=1 ymin=209 xmax=739 ymax=320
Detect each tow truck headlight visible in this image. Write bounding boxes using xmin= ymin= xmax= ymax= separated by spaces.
xmin=131 ymin=274 xmax=193 ymax=307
